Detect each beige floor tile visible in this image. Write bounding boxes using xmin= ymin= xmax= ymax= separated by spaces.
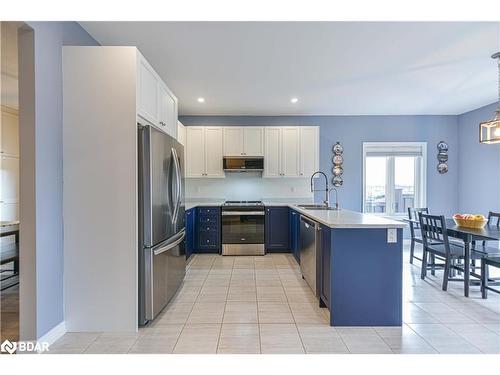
xmin=217 ymin=324 xmax=260 ymax=354
xmin=173 ymin=324 xmax=221 ymax=354
xmin=153 ymin=302 xmax=194 ymax=324
xmin=223 ymin=301 xmax=258 ymax=323
xmin=84 ymin=333 xmax=139 ymax=354
xmin=260 ymin=324 xmax=305 ymax=354
xmin=49 ymin=332 xmax=100 ymax=352
xmin=258 ymin=302 xmax=294 ymax=323
xmin=297 ymin=324 xmax=347 ymax=353
xmin=187 ymin=302 xmax=225 ymax=324
xmin=257 ymin=286 xmax=287 ymax=302
xmin=289 ymin=302 xmax=329 ymax=324
xmin=129 ymin=332 xmax=182 ymax=354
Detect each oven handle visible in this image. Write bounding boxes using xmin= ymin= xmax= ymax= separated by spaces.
xmin=222 ymin=211 xmax=265 ymax=216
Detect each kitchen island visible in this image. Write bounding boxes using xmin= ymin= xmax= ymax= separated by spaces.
xmin=292 ymin=206 xmax=406 ymax=327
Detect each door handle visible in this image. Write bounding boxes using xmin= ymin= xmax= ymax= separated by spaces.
xmin=171 ymin=148 xmax=182 ymax=224
xmin=154 ymin=230 xmax=185 ymax=256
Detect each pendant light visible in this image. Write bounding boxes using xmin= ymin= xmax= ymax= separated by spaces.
xmin=479 ymin=26 xmax=500 ymax=144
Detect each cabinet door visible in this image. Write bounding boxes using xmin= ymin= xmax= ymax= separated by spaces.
xmin=265 ymin=207 xmax=290 ymax=251
xmin=138 ymin=57 xmax=159 ymax=125
xmin=0 ymin=155 xmax=19 ymax=221
xmin=204 ymin=127 xmax=224 ymax=177
xmin=177 ymin=121 xmax=186 ymax=146
xmin=185 ymin=208 xmax=196 ymax=259
xmin=320 ymin=224 xmax=331 ymax=309
xmin=243 ymin=127 xmax=264 ymax=156
xmin=282 ymin=127 xmax=300 ymax=177
xmin=299 ymin=127 xmax=319 ymax=177
xmin=1 ymin=109 xmax=19 ymax=157
xmin=289 ymin=209 xmax=300 ymax=263
xmin=158 ymin=83 xmax=178 ymax=138
xmin=223 ymin=127 xmax=244 ymax=156
xmin=264 ymin=127 xmax=282 ymax=177
xmin=186 ymin=127 xmax=205 ymax=177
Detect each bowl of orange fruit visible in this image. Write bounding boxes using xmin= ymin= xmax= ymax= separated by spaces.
xmin=453 ymin=214 xmax=488 ymax=229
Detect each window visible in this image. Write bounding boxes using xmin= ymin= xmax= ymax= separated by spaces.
xmin=363 ymin=142 xmax=427 ymax=216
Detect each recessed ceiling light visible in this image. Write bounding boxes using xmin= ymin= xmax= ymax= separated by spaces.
xmin=197 ymin=97 xmax=205 ymax=103
xmin=290 ymin=97 xmax=298 ymax=103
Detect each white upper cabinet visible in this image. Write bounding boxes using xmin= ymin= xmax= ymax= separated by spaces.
xmin=137 ymin=53 xmax=178 ymax=137
xmin=186 ymin=127 xmax=205 ymax=177
xmin=281 ymin=127 xmax=300 ymax=177
xmin=243 ymin=127 xmax=264 ymax=156
xmin=204 ymin=127 xmax=224 ymax=177
xmin=177 ymin=121 xmax=186 ymax=146
xmin=137 ymin=57 xmax=159 ymax=125
xmin=223 ymin=127 xmax=244 ymax=156
xmin=264 ymin=127 xmax=282 ymax=177
xmin=299 ymin=127 xmax=319 ymax=177
xmin=223 ymin=127 xmax=263 ymax=156
xmin=186 ymin=127 xmax=224 ymax=178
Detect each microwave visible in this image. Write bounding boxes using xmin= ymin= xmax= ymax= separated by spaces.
xmin=223 ymin=157 xmax=264 ymax=172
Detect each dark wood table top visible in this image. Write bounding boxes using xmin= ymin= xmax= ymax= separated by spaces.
xmin=403 ymin=217 xmax=500 ymax=241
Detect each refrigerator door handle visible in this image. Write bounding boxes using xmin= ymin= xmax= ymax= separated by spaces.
xmin=171 ymin=147 xmax=182 ymax=224
xmin=153 ymin=230 xmax=185 ymax=256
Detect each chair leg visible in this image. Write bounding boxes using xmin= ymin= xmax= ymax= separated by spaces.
xmin=481 ymin=261 xmax=488 ymax=299
xmin=430 ymin=253 xmax=436 ymax=276
xmin=421 ymin=248 xmax=428 ymax=280
xmin=442 ymin=258 xmax=450 ymax=291
xmin=409 ymin=239 xmax=415 ymax=264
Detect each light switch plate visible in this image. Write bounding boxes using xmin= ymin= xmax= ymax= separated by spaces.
xmin=387 ymin=228 xmax=397 ymax=243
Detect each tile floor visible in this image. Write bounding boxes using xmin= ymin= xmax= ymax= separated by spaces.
xmin=48 ymin=242 xmax=500 ymax=354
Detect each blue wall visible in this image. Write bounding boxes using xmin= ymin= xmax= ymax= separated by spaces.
xmin=26 ymin=22 xmax=99 ymax=338
xmin=180 ymin=115 xmax=459 ymax=216
xmin=458 ymin=102 xmax=500 ymax=216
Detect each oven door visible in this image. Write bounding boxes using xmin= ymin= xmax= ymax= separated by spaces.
xmin=221 ymin=211 xmax=265 ymax=255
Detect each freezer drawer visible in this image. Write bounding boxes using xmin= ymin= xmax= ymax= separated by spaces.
xmin=144 ymin=230 xmax=186 ymax=321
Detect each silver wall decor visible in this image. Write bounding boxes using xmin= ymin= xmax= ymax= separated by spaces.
xmin=437 ymin=141 xmax=449 ymax=174
xmin=332 ymin=142 xmax=344 ymax=186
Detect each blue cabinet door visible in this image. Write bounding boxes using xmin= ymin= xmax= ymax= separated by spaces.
xmin=265 ymin=206 xmax=290 ymax=252
xmin=185 ymin=208 xmax=195 ymax=259
xmin=319 ymin=224 xmax=331 ymax=309
xmin=195 ymin=206 xmax=221 ymax=253
xmin=289 ymin=209 xmax=300 ymax=262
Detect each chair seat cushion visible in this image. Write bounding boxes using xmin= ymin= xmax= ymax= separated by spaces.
xmin=426 ymin=242 xmax=465 ymax=258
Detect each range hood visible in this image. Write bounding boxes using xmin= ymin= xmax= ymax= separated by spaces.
xmin=223 ymin=156 xmax=264 ymax=172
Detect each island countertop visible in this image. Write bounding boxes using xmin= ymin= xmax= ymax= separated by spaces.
xmin=291 ymin=206 xmax=407 ymax=229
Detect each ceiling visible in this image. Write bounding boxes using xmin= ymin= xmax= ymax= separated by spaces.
xmin=81 ymin=21 xmax=500 ymax=116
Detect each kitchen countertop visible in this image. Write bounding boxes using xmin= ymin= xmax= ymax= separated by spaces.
xmin=290 ymin=206 xmax=407 ymax=229
xmin=184 ymin=199 xmax=406 ymax=228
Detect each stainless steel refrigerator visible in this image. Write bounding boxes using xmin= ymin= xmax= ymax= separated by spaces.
xmin=138 ymin=124 xmax=186 ymax=326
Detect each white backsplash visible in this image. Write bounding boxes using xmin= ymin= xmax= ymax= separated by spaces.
xmin=185 ymin=173 xmax=313 ymax=201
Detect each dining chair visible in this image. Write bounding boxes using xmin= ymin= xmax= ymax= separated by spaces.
xmin=481 ymin=257 xmax=500 ymax=298
xmin=419 ymin=213 xmax=480 ymax=292
xmin=477 ymin=211 xmax=500 ymax=248
xmin=407 ymin=207 xmax=429 ymax=264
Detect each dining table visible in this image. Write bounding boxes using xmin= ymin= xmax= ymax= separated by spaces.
xmin=404 ymin=217 xmax=500 ymax=297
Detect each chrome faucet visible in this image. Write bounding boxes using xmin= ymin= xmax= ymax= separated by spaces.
xmin=310 ymin=171 xmax=329 ymax=207
xmin=328 ymin=187 xmax=339 ymax=210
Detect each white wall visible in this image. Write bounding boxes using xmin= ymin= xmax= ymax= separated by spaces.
xmin=186 ymin=173 xmax=313 ymax=200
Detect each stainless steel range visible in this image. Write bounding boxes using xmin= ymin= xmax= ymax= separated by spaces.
xmin=221 ymin=201 xmax=265 ymax=256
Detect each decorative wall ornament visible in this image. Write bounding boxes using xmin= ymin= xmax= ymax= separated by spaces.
xmin=332 ymin=142 xmax=344 ymax=186
xmin=436 ymin=141 xmax=449 ymax=174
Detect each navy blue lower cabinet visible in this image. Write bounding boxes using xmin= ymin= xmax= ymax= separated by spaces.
xmin=265 ymin=206 xmax=290 ymax=252
xmin=328 ymin=227 xmax=403 ymax=326
xmin=185 ymin=208 xmax=196 ymax=259
xmin=319 ymin=224 xmax=331 ymax=309
xmin=195 ymin=206 xmax=221 ymax=253
xmin=289 ymin=209 xmax=300 ymax=262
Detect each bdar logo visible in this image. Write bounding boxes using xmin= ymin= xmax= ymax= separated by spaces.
xmin=1 ymin=339 xmax=17 ymax=354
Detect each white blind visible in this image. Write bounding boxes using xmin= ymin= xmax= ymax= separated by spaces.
xmin=364 ymin=143 xmax=425 ymax=157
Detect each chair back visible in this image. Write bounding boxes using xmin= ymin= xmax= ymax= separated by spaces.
xmin=407 ymin=208 xmax=429 ymax=238
xmin=488 ymin=211 xmax=500 ymax=227
xmin=418 ymin=213 xmax=451 ymax=256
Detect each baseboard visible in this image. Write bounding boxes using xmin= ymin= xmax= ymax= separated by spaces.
xmin=38 ymin=321 xmax=66 ymax=346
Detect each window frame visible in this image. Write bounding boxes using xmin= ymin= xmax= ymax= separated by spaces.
xmin=362 ymin=142 xmax=427 ymax=217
